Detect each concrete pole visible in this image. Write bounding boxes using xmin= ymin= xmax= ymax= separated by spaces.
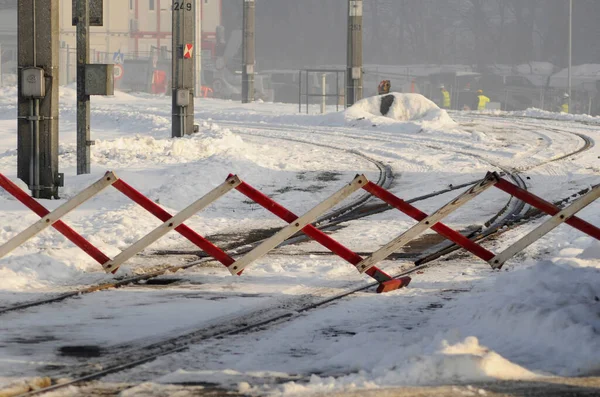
xmin=76 ymin=0 xmax=91 ymax=174
xmin=242 ymin=0 xmax=255 ymax=103
xmin=0 ymin=43 xmax=2 ymax=87
xmin=568 ymin=0 xmax=572 ymax=113
xmin=17 ymin=0 xmax=61 ymax=199
xmin=171 ymin=0 xmax=195 ymax=138
xmin=346 ymin=0 xmax=363 ymax=107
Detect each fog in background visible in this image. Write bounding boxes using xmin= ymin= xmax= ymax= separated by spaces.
xmin=1 ymin=1 xmax=599 ymax=112
xmin=222 ymin=0 xmax=600 ymax=70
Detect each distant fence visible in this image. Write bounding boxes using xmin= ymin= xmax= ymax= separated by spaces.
xmin=298 ymin=69 xmax=346 ymax=114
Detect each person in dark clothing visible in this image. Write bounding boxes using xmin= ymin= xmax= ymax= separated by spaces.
xmin=378 ymin=80 xmax=391 ymax=95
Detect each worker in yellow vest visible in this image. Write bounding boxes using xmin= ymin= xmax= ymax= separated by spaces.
xmin=561 ymin=93 xmax=570 ymax=113
xmin=440 ymin=85 xmax=451 ymax=109
xmin=475 ymin=89 xmax=490 ymax=111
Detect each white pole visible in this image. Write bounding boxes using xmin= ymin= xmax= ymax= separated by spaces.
xmin=195 ymin=0 xmax=202 ymax=97
xmin=321 ymin=73 xmax=326 ymax=114
xmin=568 ymin=0 xmax=572 ymax=113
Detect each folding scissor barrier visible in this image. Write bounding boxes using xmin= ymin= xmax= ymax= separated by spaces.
xmin=1 ymin=171 xmax=598 ymax=294
xmin=349 ymin=172 xmax=599 ymax=272
xmin=0 ymin=172 xmax=407 ymax=292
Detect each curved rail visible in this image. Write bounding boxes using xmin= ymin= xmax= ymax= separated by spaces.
xmin=7 ymin=117 xmax=597 ymax=397
xmin=0 ymin=143 xmax=392 ymax=316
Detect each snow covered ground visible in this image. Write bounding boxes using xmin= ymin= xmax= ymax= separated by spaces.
xmin=0 ymin=89 xmax=598 ymax=396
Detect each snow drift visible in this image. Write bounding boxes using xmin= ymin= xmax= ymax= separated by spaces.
xmin=341 ymin=93 xmax=457 ymax=133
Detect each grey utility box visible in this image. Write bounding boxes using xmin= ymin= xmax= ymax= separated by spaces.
xmin=72 ymin=0 xmax=104 ymax=26
xmin=85 ymin=64 xmax=114 ymax=96
xmin=21 ymin=67 xmax=46 ymax=98
xmin=176 ymin=89 xmax=190 ymax=107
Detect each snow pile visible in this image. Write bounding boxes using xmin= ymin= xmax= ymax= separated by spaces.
xmin=100 ymin=126 xmax=241 ymax=165
xmin=265 ymin=260 xmax=599 ymax=396
xmin=483 ymin=108 xmax=600 ymax=124
xmin=428 ymin=262 xmax=600 ymax=377
xmin=579 ymin=241 xmax=600 ymax=260
xmin=342 ymin=93 xmax=457 ymax=133
xmin=552 ymin=64 xmax=600 ymax=79
xmin=518 ymin=108 xmax=600 ymax=123
xmin=54 ymin=122 xmax=246 ymax=168
xmin=260 ymin=337 xmax=538 ymax=396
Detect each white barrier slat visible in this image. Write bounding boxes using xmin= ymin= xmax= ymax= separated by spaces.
xmin=229 ymin=175 xmax=368 ymax=275
xmin=103 ymin=176 xmax=242 ymax=273
xmin=357 ymin=173 xmax=499 ymax=274
xmin=491 ymin=184 xmax=600 ymax=269
xmin=0 ymin=172 xmax=118 ymax=259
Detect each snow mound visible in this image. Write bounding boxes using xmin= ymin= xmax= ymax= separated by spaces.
xmin=483 ymin=108 xmax=600 ymax=124
xmin=271 ymin=337 xmax=537 ymax=396
xmin=342 ymin=93 xmax=457 ymax=133
xmin=430 ymin=262 xmax=600 ymax=377
xmin=349 ymin=93 xmax=448 ymax=121
xmin=579 ymin=241 xmax=600 ymax=260
xmin=58 ymin=122 xmax=246 ymax=167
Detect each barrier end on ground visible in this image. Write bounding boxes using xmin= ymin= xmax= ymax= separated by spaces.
xmin=377 ymin=277 xmax=411 ymax=293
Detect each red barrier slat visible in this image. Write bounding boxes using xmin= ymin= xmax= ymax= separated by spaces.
xmin=363 ymin=182 xmax=496 ymax=262
xmin=495 ymin=179 xmax=600 ymax=240
xmin=112 ymin=179 xmax=235 ymax=267
xmin=0 ymin=173 xmax=111 ymax=265
xmin=234 ymin=180 xmax=394 ymax=283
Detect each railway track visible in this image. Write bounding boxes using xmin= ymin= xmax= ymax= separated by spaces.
xmin=15 ymin=183 xmax=595 ymax=397
xmin=4 ymin=116 xmax=596 ymax=397
xmin=0 ymin=142 xmax=391 ymax=315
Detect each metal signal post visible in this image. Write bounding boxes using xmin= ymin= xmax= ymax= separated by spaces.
xmin=242 ymin=0 xmax=255 ymax=103
xmin=75 ymin=0 xmax=113 ymax=175
xmin=171 ymin=0 xmax=196 ymax=138
xmin=17 ymin=0 xmax=61 ymax=198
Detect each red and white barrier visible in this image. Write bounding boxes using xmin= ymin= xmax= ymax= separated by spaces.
xmin=103 ymin=176 xmax=242 ymax=273
xmin=352 ymin=173 xmax=599 ymax=271
xmin=357 ymin=173 xmax=499 ymax=273
xmin=232 ymin=175 xmax=410 ymax=293
xmin=0 ymin=173 xmax=113 ymax=267
xmin=1 ymin=170 xmax=598 ymax=293
xmin=490 ymin=183 xmax=600 ymax=268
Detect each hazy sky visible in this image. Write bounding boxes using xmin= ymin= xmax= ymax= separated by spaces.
xmin=222 ymin=0 xmax=600 ymax=70
xmin=1 ymin=0 xmax=599 ymax=72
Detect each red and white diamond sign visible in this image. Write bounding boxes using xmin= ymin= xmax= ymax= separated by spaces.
xmin=183 ymin=44 xmax=193 ymax=59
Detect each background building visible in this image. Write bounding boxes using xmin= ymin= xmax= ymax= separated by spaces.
xmin=0 ymin=0 xmax=219 ymax=87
